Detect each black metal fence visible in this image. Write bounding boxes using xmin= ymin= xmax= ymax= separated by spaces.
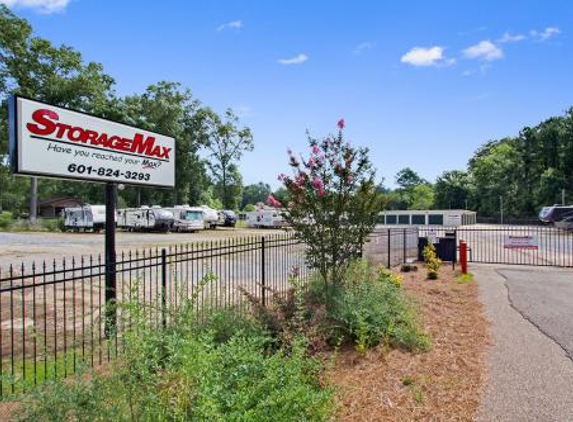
xmin=0 ymin=234 xmax=310 ymax=396
xmin=364 ymin=228 xmax=419 ymax=267
xmin=9 ymin=224 xmax=563 ymax=397
xmin=419 ymin=225 xmax=573 ymax=267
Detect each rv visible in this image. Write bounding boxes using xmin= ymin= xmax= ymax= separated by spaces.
xmin=63 ymin=205 xmax=107 ymax=232
xmin=218 ymin=210 xmax=238 ymax=227
xmin=117 ymin=206 xmax=174 ymax=232
xmin=246 ymin=207 xmax=286 ymax=228
xmin=200 ymin=205 xmax=221 ymax=229
xmin=165 ymin=206 xmax=205 ymax=232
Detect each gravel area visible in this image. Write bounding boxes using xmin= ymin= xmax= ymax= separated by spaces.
xmin=475 ymin=264 xmax=573 ymax=421
xmin=0 ymin=228 xmax=285 ymax=269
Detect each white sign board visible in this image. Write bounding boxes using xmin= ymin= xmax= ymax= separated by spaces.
xmin=503 ymin=235 xmax=538 ymax=250
xmin=445 ymin=213 xmax=462 ymax=226
xmin=9 ymin=95 xmax=175 ymax=187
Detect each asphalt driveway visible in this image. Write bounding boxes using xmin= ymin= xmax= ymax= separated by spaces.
xmin=475 ymin=264 xmax=573 ymax=421
xmin=499 ymin=268 xmax=573 ymax=359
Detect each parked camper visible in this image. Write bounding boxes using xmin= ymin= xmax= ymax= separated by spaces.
xmin=218 ymin=210 xmax=237 ymax=227
xmin=165 ymin=206 xmax=205 ymax=232
xmin=539 ymin=205 xmax=573 ymax=224
xmin=117 ymin=206 xmax=174 ymax=232
xmin=63 ymin=205 xmax=107 ymax=232
xmin=246 ymin=208 xmax=286 ymax=228
xmin=200 ymin=205 xmax=220 ymax=229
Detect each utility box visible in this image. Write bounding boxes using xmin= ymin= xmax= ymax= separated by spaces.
xmin=418 ymin=231 xmax=457 ymax=262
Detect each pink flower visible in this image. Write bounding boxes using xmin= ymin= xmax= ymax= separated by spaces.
xmin=313 ymin=177 xmax=323 ymax=189
xmin=266 ymin=195 xmax=281 ymax=208
xmin=347 ymin=175 xmax=354 ymax=184
xmin=317 ymin=188 xmax=325 ymax=197
xmin=308 ymin=157 xmax=316 ymax=168
xmin=337 ymin=118 xmax=345 ymax=130
xmin=312 ymin=145 xmax=320 ymax=155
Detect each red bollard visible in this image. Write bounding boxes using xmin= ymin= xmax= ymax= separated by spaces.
xmin=460 ymin=241 xmax=468 ymax=274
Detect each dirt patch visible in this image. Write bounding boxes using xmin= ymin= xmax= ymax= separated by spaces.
xmin=329 ymin=265 xmax=490 ymax=421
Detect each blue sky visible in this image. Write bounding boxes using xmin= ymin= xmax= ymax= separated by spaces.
xmin=4 ymin=0 xmax=572 ymax=188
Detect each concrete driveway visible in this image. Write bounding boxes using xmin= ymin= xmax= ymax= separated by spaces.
xmin=475 ymin=264 xmax=573 ymax=421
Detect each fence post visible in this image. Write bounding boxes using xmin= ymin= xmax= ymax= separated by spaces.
xmin=453 ymin=229 xmax=457 ymax=270
xmin=104 ymin=182 xmax=117 ymax=338
xmin=403 ymin=228 xmax=407 ymax=264
xmin=261 ymin=236 xmax=266 ymax=307
xmin=387 ymin=229 xmax=391 ymax=269
xmin=161 ymin=248 xmax=167 ymax=329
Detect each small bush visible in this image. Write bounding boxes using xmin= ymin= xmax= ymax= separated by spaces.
xmin=0 ymin=211 xmax=13 ymax=230
xmin=422 ymin=242 xmax=441 ymax=280
xmin=327 ymin=262 xmax=430 ymax=352
xmin=15 ymin=300 xmax=334 ymax=422
xmin=400 ymin=263 xmax=418 ymax=273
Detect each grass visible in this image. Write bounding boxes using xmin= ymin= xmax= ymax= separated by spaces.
xmin=1 ymin=344 xmax=113 ymax=398
xmin=456 ymin=272 xmax=474 ymax=284
xmin=0 ymin=213 xmax=63 ymax=233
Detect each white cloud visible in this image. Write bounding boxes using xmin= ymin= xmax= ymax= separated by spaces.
xmin=278 ymin=53 xmax=308 ymax=65
xmin=498 ymin=32 xmax=527 ymax=43
xmin=463 ymin=40 xmax=503 ymax=61
xmin=217 ymin=20 xmax=243 ymax=32
xmin=354 ymin=41 xmax=375 ymax=55
xmin=531 ymin=26 xmax=561 ymax=41
xmin=0 ymin=0 xmax=70 ymax=13
xmin=400 ymin=46 xmax=449 ymax=67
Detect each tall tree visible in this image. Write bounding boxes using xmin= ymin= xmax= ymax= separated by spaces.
xmin=241 ymin=182 xmax=272 ymax=209
xmin=122 ymin=82 xmax=212 ymax=206
xmin=434 ymin=170 xmax=472 ymax=209
xmin=205 ymin=109 xmax=253 ymax=209
xmin=0 ymin=5 xmax=116 ymax=217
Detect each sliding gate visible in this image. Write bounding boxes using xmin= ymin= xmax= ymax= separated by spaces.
xmin=419 ymin=225 xmax=573 ymax=267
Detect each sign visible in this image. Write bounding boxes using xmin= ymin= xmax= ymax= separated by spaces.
xmin=503 ymin=235 xmax=538 ymax=250
xmin=445 ymin=213 xmax=462 ymax=226
xmin=426 ymin=230 xmax=438 ymax=244
xmin=9 ymin=95 xmax=175 ymax=187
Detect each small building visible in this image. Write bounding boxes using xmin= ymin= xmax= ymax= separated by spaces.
xmin=38 ymin=197 xmax=83 ymax=218
xmin=378 ymin=209 xmax=477 ymax=226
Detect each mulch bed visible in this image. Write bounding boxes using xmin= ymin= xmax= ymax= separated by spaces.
xmin=329 ymin=265 xmax=490 ymax=421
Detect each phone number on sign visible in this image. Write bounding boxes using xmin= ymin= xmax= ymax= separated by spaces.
xmin=67 ymin=163 xmax=151 ymax=181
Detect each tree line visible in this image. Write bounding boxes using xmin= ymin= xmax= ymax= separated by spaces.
xmin=0 ymin=5 xmax=252 ymax=215
xmin=382 ymin=107 xmax=573 ymax=219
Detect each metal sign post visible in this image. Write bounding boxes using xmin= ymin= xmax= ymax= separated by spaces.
xmin=104 ymin=182 xmax=117 ymax=338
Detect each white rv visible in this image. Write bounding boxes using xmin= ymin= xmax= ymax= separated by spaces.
xmin=165 ymin=206 xmax=205 ymax=232
xmin=200 ymin=205 xmax=221 ymax=229
xmin=117 ymin=206 xmax=174 ymax=232
xmin=246 ymin=208 xmax=286 ymax=228
xmin=63 ymin=205 xmax=108 ymax=232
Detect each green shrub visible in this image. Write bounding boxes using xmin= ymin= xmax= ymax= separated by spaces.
xmin=422 ymin=242 xmax=441 ymax=279
xmin=15 ymin=301 xmax=334 ymax=422
xmin=302 ymin=261 xmax=429 ymax=354
xmin=0 ymin=211 xmax=13 ymax=230
xmin=327 ymin=261 xmax=430 ymax=352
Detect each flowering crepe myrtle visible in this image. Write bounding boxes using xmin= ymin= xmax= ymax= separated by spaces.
xmin=272 ymin=119 xmax=383 ymax=294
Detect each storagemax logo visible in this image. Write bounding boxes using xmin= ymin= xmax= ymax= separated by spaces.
xmin=26 ymin=109 xmax=172 ymax=160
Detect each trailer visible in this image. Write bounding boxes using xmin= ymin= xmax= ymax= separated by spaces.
xmin=117 ymin=206 xmax=174 ymax=232
xmin=63 ymin=205 xmax=107 ymax=232
xmin=200 ymin=205 xmax=221 ymax=229
xmin=246 ymin=207 xmax=286 ymax=228
xmin=165 ymin=206 xmax=206 ymax=232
